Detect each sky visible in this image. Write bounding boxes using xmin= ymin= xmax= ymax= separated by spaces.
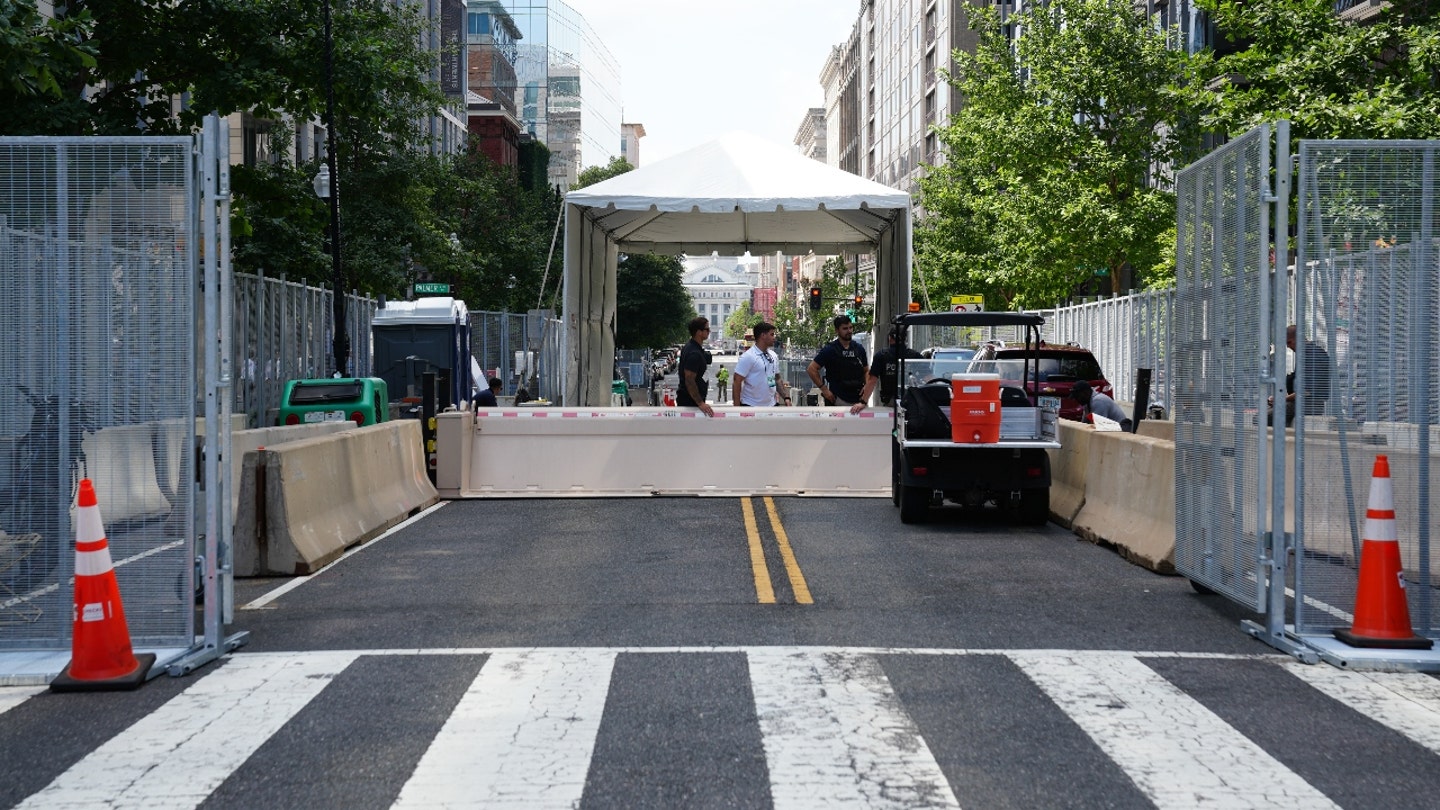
xmin=562 ymin=0 xmax=860 ymax=166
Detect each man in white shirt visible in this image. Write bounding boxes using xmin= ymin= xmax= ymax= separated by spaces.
xmin=732 ymin=321 xmax=791 ymax=407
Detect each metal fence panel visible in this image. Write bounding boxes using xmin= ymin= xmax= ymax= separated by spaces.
xmin=470 ymin=310 xmax=564 ymax=401
xmin=0 ymin=138 xmax=196 ymax=649
xmin=1294 ymin=141 xmax=1440 ymax=637
xmin=232 ymin=271 xmax=374 ymax=427
xmin=1171 ymin=125 xmax=1271 ymax=611
xmin=1036 ymin=288 xmax=1176 ymax=409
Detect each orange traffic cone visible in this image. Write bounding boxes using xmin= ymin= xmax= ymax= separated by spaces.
xmin=1333 ymin=456 xmax=1434 ymax=650
xmin=50 ymin=479 xmax=156 ymax=691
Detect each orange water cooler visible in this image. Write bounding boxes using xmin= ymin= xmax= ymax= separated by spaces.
xmin=951 ymin=373 xmax=1001 ymax=443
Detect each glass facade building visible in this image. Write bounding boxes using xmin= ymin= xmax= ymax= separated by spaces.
xmin=501 ymin=1 xmax=623 ymax=189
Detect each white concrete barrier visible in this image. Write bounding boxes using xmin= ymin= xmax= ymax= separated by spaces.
xmin=453 ymin=407 xmax=891 ymax=497
xmin=233 ymin=420 xmax=437 ymax=576
xmin=1072 ymin=429 xmax=1177 ymax=574
xmin=1047 ymin=420 xmax=1090 ymax=528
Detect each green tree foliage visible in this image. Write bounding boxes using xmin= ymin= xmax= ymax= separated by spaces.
xmin=1190 ymin=0 xmax=1440 ymax=140
xmin=576 ymin=156 xmax=634 ymax=189
xmin=0 ymin=0 xmax=97 ymax=134
xmin=770 ymin=257 xmax=872 ymax=350
xmin=3 ymin=0 xmax=553 ymax=305
xmin=917 ymin=0 xmax=1191 ymax=307
xmin=722 ymin=301 xmax=759 ymax=342
xmin=616 ymin=253 xmax=692 ymax=348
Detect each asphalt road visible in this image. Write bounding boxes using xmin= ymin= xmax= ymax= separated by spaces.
xmin=4 ymin=497 xmax=1438 ymax=809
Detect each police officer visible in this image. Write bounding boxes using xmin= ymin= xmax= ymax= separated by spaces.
xmin=807 ymin=315 xmax=869 ymax=414
xmin=862 ymin=324 xmax=922 ymax=407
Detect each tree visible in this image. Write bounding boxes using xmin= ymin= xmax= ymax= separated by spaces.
xmin=576 ymin=156 xmax=633 ymax=189
xmin=722 ymin=301 xmax=759 ymax=342
xmin=917 ymin=0 xmax=1192 ymax=307
xmin=0 ymin=0 xmax=97 ymax=135
xmin=771 ymin=257 xmax=872 ymax=350
xmin=1190 ymin=0 xmax=1440 ymax=141
xmin=615 ymin=253 xmax=692 ymax=348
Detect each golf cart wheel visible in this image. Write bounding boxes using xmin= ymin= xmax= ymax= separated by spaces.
xmin=899 ymin=485 xmax=930 ymax=524
xmin=1019 ymin=488 xmax=1049 ymax=525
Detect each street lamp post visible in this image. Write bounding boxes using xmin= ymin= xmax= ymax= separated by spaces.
xmin=322 ymin=0 xmax=345 ymax=377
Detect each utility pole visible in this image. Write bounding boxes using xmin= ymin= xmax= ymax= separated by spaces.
xmin=323 ymin=0 xmax=346 ymax=377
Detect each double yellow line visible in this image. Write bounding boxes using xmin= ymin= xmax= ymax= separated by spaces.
xmin=740 ymin=497 xmax=813 ymax=604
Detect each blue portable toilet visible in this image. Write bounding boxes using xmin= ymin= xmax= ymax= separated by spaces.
xmin=371 ymin=296 xmax=472 ymax=409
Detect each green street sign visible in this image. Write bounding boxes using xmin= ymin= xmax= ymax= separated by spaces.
xmin=414 ymin=282 xmax=451 ymax=295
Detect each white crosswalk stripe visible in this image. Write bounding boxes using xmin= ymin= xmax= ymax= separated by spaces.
xmin=15 ymin=651 xmax=358 ymax=810
xmin=3 ymin=648 xmax=1439 ymax=809
xmin=1281 ymin=660 xmax=1440 ymax=756
xmin=0 ymin=685 xmax=46 ymax=717
xmin=1007 ymin=651 xmax=1339 ymax=809
xmin=748 ymin=649 xmax=960 ymax=809
xmin=393 ymin=649 xmax=616 ymax=810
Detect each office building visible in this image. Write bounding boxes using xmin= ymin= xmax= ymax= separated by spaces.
xmin=621 ymin=123 xmax=647 ymax=168
xmin=500 ymin=1 xmax=623 ymax=189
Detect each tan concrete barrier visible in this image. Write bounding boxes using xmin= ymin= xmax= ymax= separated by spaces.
xmin=454 ymin=407 xmax=891 ymax=497
xmin=228 ymin=421 xmax=353 ymax=525
xmin=435 ymin=411 xmax=472 ymax=499
xmin=1047 ymin=420 xmax=1090 ymax=528
xmin=233 ymin=420 xmax=437 ymax=576
xmin=82 ymin=423 xmax=172 ymax=524
xmin=1072 ymin=429 xmax=1176 ymax=574
xmin=1136 ymin=420 xmax=1174 ymax=442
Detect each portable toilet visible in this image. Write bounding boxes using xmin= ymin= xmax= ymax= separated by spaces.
xmin=371 ymin=296 xmax=472 ymax=409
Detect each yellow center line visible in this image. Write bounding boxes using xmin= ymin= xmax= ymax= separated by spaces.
xmin=764 ymin=496 xmax=814 ymax=604
xmin=740 ymin=497 xmax=776 ymax=604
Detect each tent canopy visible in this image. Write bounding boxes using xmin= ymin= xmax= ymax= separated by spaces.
xmin=563 ymin=131 xmax=912 ymax=405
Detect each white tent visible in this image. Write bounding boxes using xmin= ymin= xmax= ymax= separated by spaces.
xmin=562 ymin=131 xmax=913 ymax=405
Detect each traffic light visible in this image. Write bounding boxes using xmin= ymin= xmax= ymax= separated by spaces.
xmin=808 ymin=286 xmax=822 ymax=311
xmin=854 ymin=295 xmax=864 ymax=308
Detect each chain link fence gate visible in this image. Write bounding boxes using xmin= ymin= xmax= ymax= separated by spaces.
xmin=1172 ymin=123 xmax=1314 ymax=659
xmin=470 ymin=310 xmax=564 ymax=401
xmin=1293 ymin=140 xmax=1440 ymax=667
xmin=0 ymin=116 xmax=245 ymax=683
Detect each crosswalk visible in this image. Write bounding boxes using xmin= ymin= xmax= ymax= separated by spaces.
xmin=3 ymin=647 xmax=1439 ymax=809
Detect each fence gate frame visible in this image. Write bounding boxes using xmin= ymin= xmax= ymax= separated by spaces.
xmin=168 ymin=115 xmax=251 ymax=675
xmin=1173 ymin=122 xmax=1316 ymax=662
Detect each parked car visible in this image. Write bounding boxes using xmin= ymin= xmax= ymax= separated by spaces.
xmin=926 ymin=346 xmax=979 ymax=364
xmin=967 ymin=342 xmax=1111 ymax=421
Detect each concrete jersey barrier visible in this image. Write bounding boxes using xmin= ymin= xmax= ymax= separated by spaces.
xmin=1071 ymin=428 xmax=1177 ymax=574
xmin=233 ymin=420 xmax=437 ymax=576
xmin=1047 ymin=420 xmax=1090 ymax=528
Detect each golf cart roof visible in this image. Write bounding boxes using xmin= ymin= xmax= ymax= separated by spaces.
xmin=893 ymin=311 xmax=1045 ymax=328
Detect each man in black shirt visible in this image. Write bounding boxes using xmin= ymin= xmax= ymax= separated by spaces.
xmin=474 ymin=377 xmax=502 ymax=407
xmin=807 ymin=315 xmax=870 ymax=414
xmin=863 ymin=325 xmax=922 ymax=407
xmin=677 ymin=316 xmax=714 ymax=417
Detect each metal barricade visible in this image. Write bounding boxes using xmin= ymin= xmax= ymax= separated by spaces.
xmin=1172 ymin=124 xmax=1275 ymax=616
xmin=1294 ymin=140 xmax=1440 ymax=648
xmin=0 ymin=135 xmax=199 ymax=658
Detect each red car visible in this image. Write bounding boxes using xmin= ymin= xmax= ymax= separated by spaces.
xmin=968 ymin=343 xmax=1112 ymax=421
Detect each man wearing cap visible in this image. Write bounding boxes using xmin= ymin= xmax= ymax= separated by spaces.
xmin=863 ymin=325 xmax=923 ymax=407
xmin=1071 ymin=380 xmax=1130 ymax=431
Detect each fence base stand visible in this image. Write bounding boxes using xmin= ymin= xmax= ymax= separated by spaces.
xmin=1301 ymin=631 xmax=1440 ymax=672
xmin=165 ymin=630 xmax=251 ymax=677
xmin=1240 ymin=620 xmax=1321 ymax=664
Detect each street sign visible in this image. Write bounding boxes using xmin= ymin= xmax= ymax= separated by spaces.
xmin=414 ymin=282 xmax=451 ymax=295
xmin=950 ymin=294 xmax=984 ymax=313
